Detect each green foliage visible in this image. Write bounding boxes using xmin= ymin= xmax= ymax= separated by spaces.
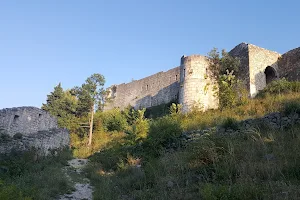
xmin=87 ymin=123 xmax=300 ymax=200
xmin=84 ymin=90 xmax=300 ymax=200
xmin=122 ymin=105 xmax=139 ymax=125
xmin=0 ymin=149 xmax=73 ymax=200
xmin=72 ymin=73 xmax=106 ymax=115
xmin=218 ymin=70 xmax=239 ymax=108
xmin=221 ymin=117 xmax=239 ymax=130
xmin=144 ymin=101 xmax=177 ymax=118
xmin=207 ymin=48 xmax=241 ymax=109
xmin=207 ymin=48 xmax=240 ymax=80
xmin=143 ymin=116 xmax=182 ymax=157
xmin=259 ymin=78 xmax=300 ymax=97
xmin=169 ymin=103 xmax=182 ymax=115
xmin=283 ymin=100 xmax=300 ymax=115
xmin=99 ymin=108 xmax=128 ymax=132
xmin=42 ymin=84 xmax=78 ymax=130
xmin=0 ymin=181 xmax=32 ymax=200
xmin=125 ymin=109 xmax=149 ymax=143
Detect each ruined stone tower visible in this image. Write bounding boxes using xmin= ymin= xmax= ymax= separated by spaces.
xmin=104 ymin=43 xmax=300 ymax=113
xmin=179 ymin=55 xmax=218 ymax=113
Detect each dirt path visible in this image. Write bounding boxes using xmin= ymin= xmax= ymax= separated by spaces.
xmin=59 ymin=159 xmax=93 ymax=200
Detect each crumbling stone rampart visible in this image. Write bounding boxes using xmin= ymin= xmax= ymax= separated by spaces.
xmin=0 ymin=107 xmax=69 ymax=155
xmin=0 ymin=107 xmax=58 ymax=137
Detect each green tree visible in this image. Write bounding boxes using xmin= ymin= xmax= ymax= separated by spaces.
xmin=125 ymin=108 xmax=149 ymax=143
xmin=207 ymin=48 xmax=241 ymax=109
xmin=100 ymin=108 xmax=128 ymax=132
xmin=42 ymin=83 xmax=78 ymax=129
xmin=72 ymin=74 xmax=106 ymax=146
xmin=42 ymin=83 xmax=64 ymax=114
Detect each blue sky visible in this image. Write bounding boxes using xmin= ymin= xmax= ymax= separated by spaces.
xmin=0 ymin=0 xmax=299 ymax=109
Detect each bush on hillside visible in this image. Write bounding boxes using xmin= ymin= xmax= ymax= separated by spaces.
xmin=258 ymin=78 xmax=300 ymax=97
xmin=143 ymin=116 xmax=182 ymax=157
xmin=221 ymin=117 xmax=239 ymax=130
xmin=0 ymin=149 xmax=73 ymax=199
xmin=99 ymin=108 xmax=128 ymax=132
xmin=125 ymin=109 xmax=149 ymax=144
xmin=144 ymin=101 xmax=177 ymax=119
xmin=283 ymin=100 xmax=300 ymax=115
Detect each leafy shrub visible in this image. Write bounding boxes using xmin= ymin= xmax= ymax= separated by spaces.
xmin=169 ymin=103 xmax=182 ymax=115
xmin=125 ymin=109 xmax=149 ymax=144
xmin=0 ymin=149 xmax=73 ymax=199
xmin=0 ymin=180 xmax=31 ymax=200
xmin=144 ymin=101 xmax=177 ymax=119
xmin=221 ymin=117 xmax=239 ymax=130
xmin=99 ymin=108 xmax=128 ymax=132
xmin=143 ymin=116 xmax=182 ymax=157
xmin=283 ymin=100 xmax=300 ymax=115
xmin=259 ymin=78 xmax=300 ymax=97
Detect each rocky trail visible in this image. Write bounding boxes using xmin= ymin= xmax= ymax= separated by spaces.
xmin=59 ymin=159 xmax=93 ymax=200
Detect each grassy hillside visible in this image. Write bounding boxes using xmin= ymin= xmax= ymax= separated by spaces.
xmin=0 ymin=149 xmax=73 ymax=200
xmin=83 ymin=80 xmax=300 ymax=200
xmin=1 ymin=79 xmax=300 ymax=199
xmin=87 ymin=124 xmax=300 ymax=200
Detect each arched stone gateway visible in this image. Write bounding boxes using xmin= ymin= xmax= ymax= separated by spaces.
xmin=264 ymin=66 xmax=277 ymax=85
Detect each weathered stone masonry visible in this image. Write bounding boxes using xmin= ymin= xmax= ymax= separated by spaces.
xmin=0 ymin=107 xmax=58 ymax=137
xmin=105 ymin=43 xmax=300 ymax=113
xmin=105 ymin=67 xmax=180 ymax=110
xmin=0 ymin=107 xmax=69 ymax=155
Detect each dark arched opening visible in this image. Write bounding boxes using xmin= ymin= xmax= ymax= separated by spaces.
xmin=264 ymin=66 xmax=277 ymax=85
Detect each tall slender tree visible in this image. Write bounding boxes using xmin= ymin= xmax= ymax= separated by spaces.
xmin=72 ymin=74 xmax=106 ymax=146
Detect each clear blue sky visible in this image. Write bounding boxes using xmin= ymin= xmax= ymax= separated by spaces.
xmin=0 ymin=0 xmax=299 ymax=109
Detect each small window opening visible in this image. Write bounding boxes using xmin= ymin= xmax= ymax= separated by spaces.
xmin=146 ymin=85 xmax=149 ymax=90
xmin=176 ymin=75 xmax=178 ymax=81
xmin=184 ymin=69 xmax=186 ymax=77
xmin=13 ymin=115 xmax=19 ymax=121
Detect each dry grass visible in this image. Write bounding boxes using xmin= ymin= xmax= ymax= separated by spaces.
xmin=85 ymin=91 xmax=300 ymax=200
xmin=180 ymin=92 xmax=300 ymax=131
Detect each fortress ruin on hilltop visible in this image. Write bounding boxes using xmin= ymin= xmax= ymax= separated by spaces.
xmin=104 ymin=43 xmax=300 ymax=113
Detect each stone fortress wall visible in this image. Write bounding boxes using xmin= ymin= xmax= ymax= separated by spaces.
xmin=105 ymin=43 xmax=300 ymax=113
xmin=0 ymin=107 xmax=69 ymax=155
xmin=0 ymin=107 xmax=58 ymax=137
xmin=278 ymin=47 xmax=300 ymax=81
xmin=105 ymin=67 xmax=180 ymax=110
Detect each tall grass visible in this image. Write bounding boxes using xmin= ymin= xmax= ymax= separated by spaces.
xmin=180 ymin=92 xmax=300 ymax=131
xmin=87 ymin=124 xmax=300 ymax=200
xmin=85 ymin=85 xmax=300 ymax=200
xmin=0 ymin=149 xmax=73 ymax=200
